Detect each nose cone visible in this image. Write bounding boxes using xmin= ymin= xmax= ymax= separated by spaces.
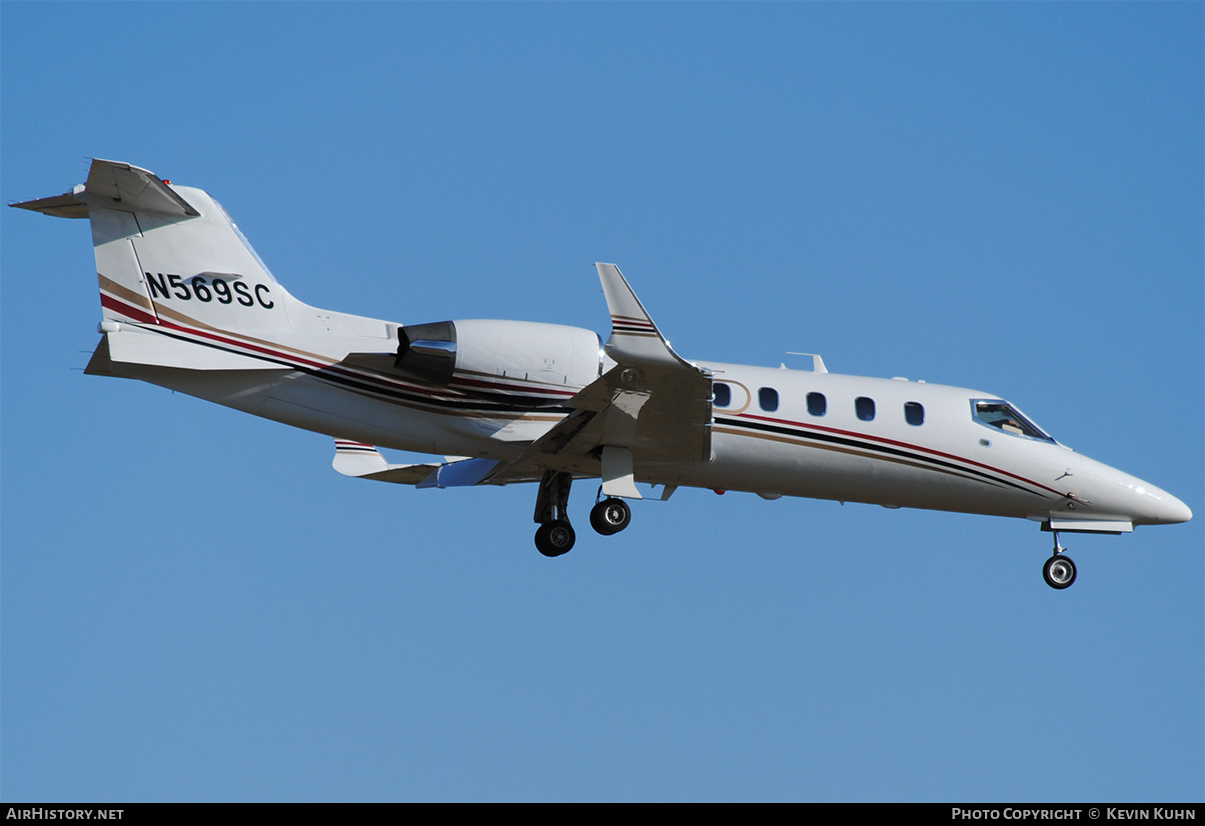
xmin=1072 ymin=456 xmax=1192 ymax=526
xmin=1158 ymin=492 xmax=1193 ymax=525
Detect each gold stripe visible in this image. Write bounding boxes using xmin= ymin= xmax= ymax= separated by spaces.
xmin=104 ymin=275 xmax=576 ymax=421
xmin=98 ymin=273 xmax=155 ymax=314
xmin=712 ymin=426 xmax=1005 ymax=488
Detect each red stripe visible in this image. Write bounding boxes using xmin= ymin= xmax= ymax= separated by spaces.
xmin=100 ymin=293 xmax=157 ymax=324
xmin=737 ymin=411 xmax=1062 ymax=497
xmin=98 ymin=292 xmax=575 ymax=411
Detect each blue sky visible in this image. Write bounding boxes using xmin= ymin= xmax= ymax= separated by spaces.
xmin=2 ymin=2 xmax=1201 ymax=802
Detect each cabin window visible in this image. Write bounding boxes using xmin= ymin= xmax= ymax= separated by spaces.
xmin=758 ymin=387 xmax=779 ymax=412
xmin=807 ymin=392 xmax=826 ymax=416
xmin=855 ymin=396 xmax=876 ymax=421
xmin=713 ymin=382 xmax=731 ymax=408
xmin=904 ymin=401 xmax=924 ymax=426
xmin=971 ymin=400 xmax=1054 ymax=443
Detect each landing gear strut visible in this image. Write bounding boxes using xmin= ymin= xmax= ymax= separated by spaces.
xmin=1042 ymin=531 xmax=1077 ymax=590
xmin=531 ymin=474 xmax=638 ymax=555
xmin=533 ymin=470 xmax=575 ymax=557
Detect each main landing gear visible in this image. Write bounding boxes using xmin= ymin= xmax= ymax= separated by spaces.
xmin=533 ymin=470 xmax=575 ymax=557
xmin=535 ymin=520 xmax=576 ymax=558
xmin=1042 ymin=531 xmax=1077 ymax=590
xmin=590 ymin=496 xmax=631 ymax=536
xmin=532 ymin=472 xmax=632 ymax=557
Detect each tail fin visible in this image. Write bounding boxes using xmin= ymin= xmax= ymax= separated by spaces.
xmin=13 ymin=159 xmax=292 ymax=334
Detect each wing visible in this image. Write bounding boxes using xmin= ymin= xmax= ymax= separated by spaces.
xmin=332 ymin=440 xmax=543 ymax=488
xmin=333 ymin=440 xmax=446 ymax=484
xmin=333 ymin=264 xmax=713 ymax=498
xmin=480 ymin=264 xmax=713 ymax=498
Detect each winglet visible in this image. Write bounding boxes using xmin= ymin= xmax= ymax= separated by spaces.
xmin=596 ymin=263 xmax=693 ymax=369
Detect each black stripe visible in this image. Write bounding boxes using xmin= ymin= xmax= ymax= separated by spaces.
xmin=716 ymin=415 xmax=1048 ymax=498
xmin=142 ymin=325 xmax=575 ymax=417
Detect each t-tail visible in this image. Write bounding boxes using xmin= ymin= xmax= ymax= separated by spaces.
xmin=12 ymin=159 xmax=310 ymax=374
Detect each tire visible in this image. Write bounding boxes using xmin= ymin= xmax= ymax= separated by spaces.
xmin=535 ymin=520 xmax=575 ymax=557
xmin=590 ymin=498 xmax=631 ymax=536
xmin=1043 ymin=554 xmax=1077 ymax=590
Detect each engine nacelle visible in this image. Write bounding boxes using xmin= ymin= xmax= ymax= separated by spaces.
xmin=395 ymin=319 xmax=602 ymax=404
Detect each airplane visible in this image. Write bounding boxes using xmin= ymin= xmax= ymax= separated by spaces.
xmin=12 ymin=159 xmax=1192 ymax=589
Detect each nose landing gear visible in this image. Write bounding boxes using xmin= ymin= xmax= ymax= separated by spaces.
xmin=1042 ymin=532 xmax=1077 ymax=590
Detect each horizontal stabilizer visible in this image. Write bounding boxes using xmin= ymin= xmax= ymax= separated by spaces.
xmin=10 ymin=159 xmax=198 ymax=219
xmin=10 ymin=190 xmax=89 ymax=219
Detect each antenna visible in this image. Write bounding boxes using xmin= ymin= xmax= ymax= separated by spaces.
xmin=784 ymin=352 xmax=828 ymax=373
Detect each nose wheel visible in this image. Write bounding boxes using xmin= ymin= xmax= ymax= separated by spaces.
xmin=1042 ymin=531 xmax=1077 ymax=589
xmin=1043 ymin=554 xmax=1077 ymax=589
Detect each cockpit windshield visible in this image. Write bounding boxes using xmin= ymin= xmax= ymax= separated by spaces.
xmin=971 ymin=400 xmax=1055 ymax=443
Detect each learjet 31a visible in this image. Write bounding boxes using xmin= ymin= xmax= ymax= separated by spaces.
xmin=13 ymin=160 xmax=1192 ymax=588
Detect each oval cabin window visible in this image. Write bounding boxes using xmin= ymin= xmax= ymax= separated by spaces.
xmin=807 ymin=392 xmax=826 ymax=417
xmin=758 ymin=387 xmax=779 ymax=412
xmin=855 ymin=396 xmax=876 ymax=421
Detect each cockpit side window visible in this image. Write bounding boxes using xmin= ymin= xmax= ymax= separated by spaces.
xmin=971 ymin=400 xmax=1054 ymax=443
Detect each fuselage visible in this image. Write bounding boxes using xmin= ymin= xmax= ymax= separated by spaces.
xmin=98 ymin=319 xmax=1191 ymax=531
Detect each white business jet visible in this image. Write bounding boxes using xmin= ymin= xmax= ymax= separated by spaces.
xmin=13 ymin=160 xmax=1192 ymax=588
